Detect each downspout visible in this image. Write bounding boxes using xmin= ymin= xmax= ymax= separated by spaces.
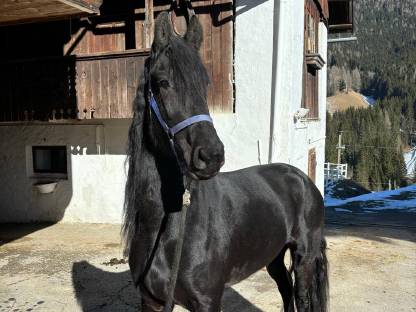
xmin=268 ymin=0 xmax=283 ymax=163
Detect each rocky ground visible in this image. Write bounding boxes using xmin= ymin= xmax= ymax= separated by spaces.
xmin=0 ymin=222 xmax=415 ymax=312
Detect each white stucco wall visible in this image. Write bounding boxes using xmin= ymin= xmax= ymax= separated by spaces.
xmin=0 ymin=0 xmax=328 ymax=223
xmin=213 ymin=0 xmax=274 ymax=169
xmin=0 ymin=120 xmax=128 ymax=223
xmin=214 ymin=0 xmax=327 ymax=193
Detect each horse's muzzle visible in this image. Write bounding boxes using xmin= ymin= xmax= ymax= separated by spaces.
xmin=190 ymin=143 xmax=224 ymax=179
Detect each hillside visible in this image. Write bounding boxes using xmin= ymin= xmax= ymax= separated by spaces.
xmin=325 ymin=0 xmax=416 ymax=190
xmin=328 ymin=0 xmax=416 ymax=99
xmin=327 ymin=91 xmax=369 ymax=115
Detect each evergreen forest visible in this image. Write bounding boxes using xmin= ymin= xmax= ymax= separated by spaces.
xmin=326 ymin=0 xmax=416 ymax=190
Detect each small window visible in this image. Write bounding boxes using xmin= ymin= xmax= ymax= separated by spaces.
xmin=32 ymin=146 xmax=67 ymax=174
xmin=328 ymin=0 xmax=354 ymax=33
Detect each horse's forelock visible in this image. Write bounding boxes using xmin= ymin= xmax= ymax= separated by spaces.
xmin=168 ymin=36 xmax=210 ymax=104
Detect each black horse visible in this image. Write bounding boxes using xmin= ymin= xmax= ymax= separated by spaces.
xmin=124 ymin=12 xmax=328 ymax=312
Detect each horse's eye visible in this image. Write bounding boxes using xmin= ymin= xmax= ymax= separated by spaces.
xmin=159 ymin=80 xmax=170 ymax=89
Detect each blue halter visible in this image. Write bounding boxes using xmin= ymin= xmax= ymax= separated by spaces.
xmin=149 ymin=91 xmax=213 ymax=140
xmin=148 ymin=89 xmax=213 ymax=174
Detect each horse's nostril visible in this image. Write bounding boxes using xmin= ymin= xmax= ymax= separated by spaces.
xmin=193 ymin=147 xmax=207 ymax=170
xmin=199 ymin=148 xmax=210 ymax=162
xmin=192 ymin=146 xmax=224 ymax=172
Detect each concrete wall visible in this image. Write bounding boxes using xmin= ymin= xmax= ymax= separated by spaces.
xmin=0 ymin=0 xmax=327 ymax=223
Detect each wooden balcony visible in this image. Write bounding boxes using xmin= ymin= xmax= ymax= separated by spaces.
xmin=0 ymin=50 xmax=148 ymax=122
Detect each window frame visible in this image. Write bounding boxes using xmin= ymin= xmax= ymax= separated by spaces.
xmin=302 ymin=0 xmax=323 ymax=120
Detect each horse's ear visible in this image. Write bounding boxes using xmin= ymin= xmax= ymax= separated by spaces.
xmin=184 ymin=15 xmax=203 ymax=51
xmin=153 ymin=12 xmax=173 ymax=51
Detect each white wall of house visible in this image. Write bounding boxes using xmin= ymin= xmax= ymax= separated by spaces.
xmin=0 ymin=120 xmax=128 ymax=223
xmin=0 ymin=0 xmax=327 ymax=223
xmin=215 ymin=0 xmax=327 ymax=192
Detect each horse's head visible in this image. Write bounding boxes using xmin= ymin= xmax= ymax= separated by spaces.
xmin=147 ymin=12 xmax=224 ymax=180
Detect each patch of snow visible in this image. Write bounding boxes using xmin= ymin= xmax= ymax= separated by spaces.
xmin=361 ymin=95 xmax=376 ymax=106
xmin=335 ymin=208 xmax=353 ymax=213
xmin=404 ymin=148 xmax=416 ymax=177
xmin=325 ymin=184 xmax=416 ymax=212
xmin=324 ymin=180 xmax=336 ymax=197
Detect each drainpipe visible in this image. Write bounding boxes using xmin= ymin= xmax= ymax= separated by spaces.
xmin=268 ymin=0 xmax=283 ymax=163
xmin=95 ymin=124 xmax=105 ymax=155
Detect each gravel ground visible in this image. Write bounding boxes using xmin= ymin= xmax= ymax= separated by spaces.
xmin=0 ymin=223 xmax=415 ymax=312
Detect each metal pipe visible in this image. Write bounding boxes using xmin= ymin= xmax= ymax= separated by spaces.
xmin=328 ymin=36 xmax=357 ymax=43
xmin=268 ymin=0 xmax=282 ymax=163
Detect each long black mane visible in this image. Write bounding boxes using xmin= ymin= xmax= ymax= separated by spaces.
xmin=122 ymin=32 xmax=209 ymax=255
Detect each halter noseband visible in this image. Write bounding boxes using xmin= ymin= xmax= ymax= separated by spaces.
xmin=149 ymin=92 xmax=213 ymax=140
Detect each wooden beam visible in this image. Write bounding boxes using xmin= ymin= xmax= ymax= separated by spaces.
xmin=0 ymin=12 xmax=90 ymax=27
xmin=56 ymin=0 xmax=100 ymax=14
xmin=144 ymin=0 xmax=154 ymax=49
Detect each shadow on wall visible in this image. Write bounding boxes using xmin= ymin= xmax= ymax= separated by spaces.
xmin=72 ymin=261 xmax=263 ymax=312
xmin=235 ymin=0 xmax=269 ymax=16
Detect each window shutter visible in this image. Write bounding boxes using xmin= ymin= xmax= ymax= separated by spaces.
xmin=308 ymin=148 xmax=317 ymax=183
xmin=303 ymin=0 xmax=320 ymax=119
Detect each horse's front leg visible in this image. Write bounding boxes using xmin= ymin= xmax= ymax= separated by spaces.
xmin=141 ymin=298 xmax=164 ymax=312
xmin=140 ymin=287 xmax=165 ymax=312
xmin=188 ymin=287 xmax=224 ymax=312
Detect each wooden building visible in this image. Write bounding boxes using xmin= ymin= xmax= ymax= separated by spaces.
xmin=0 ymin=0 xmax=351 ymax=223
xmin=0 ymin=0 xmax=233 ymax=122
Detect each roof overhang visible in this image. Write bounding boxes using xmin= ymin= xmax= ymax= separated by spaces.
xmin=0 ymin=0 xmax=102 ymax=27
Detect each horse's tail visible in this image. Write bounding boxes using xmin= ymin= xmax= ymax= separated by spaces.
xmin=312 ymin=239 xmax=329 ymax=312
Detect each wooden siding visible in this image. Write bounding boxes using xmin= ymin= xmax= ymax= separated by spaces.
xmin=76 ymin=53 xmax=146 ymax=119
xmin=0 ymin=0 xmax=101 ymax=26
xmin=0 ymin=1 xmax=234 ymax=121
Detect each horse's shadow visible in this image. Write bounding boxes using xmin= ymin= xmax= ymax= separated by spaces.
xmin=72 ymin=261 xmax=263 ymax=312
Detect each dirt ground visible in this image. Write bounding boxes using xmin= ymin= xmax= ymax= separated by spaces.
xmin=0 ymin=223 xmax=415 ymax=312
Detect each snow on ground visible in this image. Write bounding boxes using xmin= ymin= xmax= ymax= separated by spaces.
xmin=361 ymin=94 xmax=376 ymax=106
xmin=325 ymin=182 xmax=416 ymax=213
xmin=404 ymin=147 xmax=416 ymax=177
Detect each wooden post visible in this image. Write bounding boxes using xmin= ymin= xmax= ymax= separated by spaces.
xmin=337 ymin=131 xmax=344 ymax=165
xmin=144 ymin=0 xmax=154 ymax=48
